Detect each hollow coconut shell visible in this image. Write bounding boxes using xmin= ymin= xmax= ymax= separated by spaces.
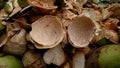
xmin=72 ymin=52 xmax=85 ymax=68
xmin=43 ymin=44 xmax=66 ymax=66
xmin=27 ymin=0 xmax=57 ymax=14
xmin=22 ymin=50 xmax=40 ymax=67
xmin=68 ymin=15 xmax=95 ymax=48
xmin=3 ymin=29 xmax=27 ymax=55
xmin=30 ymin=15 xmax=65 ymax=49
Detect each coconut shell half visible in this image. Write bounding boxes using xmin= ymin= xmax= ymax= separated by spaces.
xmin=43 ymin=44 xmax=66 ymax=66
xmin=68 ymin=15 xmax=95 ymax=48
xmin=72 ymin=52 xmax=85 ymax=68
xmin=30 ymin=15 xmax=65 ymax=49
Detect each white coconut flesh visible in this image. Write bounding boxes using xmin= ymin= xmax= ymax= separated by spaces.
xmin=68 ymin=16 xmax=95 ymax=47
xmin=30 ymin=15 xmax=65 ymax=47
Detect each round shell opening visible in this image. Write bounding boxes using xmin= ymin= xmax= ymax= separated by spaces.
xmin=68 ymin=16 xmax=95 ymax=47
xmin=30 ymin=15 xmax=65 ymax=48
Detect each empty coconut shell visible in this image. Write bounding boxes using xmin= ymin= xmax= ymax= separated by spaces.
xmin=43 ymin=44 xmax=66 ymax=66
xmin=22 ymin=50 xmax=40 ymax=67
xmin=22 ymin=50 xmax=46 ymax=68
xmin=30 ymin=15 xmax=65 ymax=49
xmin=72 ymin=52 xmax=85 ymax=68
xmin=3 ymin=29 xmax=27 ymax=55
xmin=27 ymin=0 xmax=57 ymax=14
xmin=68 ymin=15 xmax=95 ymax=48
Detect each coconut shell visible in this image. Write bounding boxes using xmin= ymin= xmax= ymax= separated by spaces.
xmin=68 ymin=15 xmax=95 ymax=48
xmin=30 ymin=15 xmax=65 ymax=49
xmin=22 ymin=50 xmax=40 ymax=67
xmin=43 ymin=44 xmax=66 ymax=66
xmin=72 ymin=52 xmax=85 ymax=68
xmin=3 ymin=29 xmax=27 ymax=55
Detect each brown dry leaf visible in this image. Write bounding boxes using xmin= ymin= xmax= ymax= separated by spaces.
xmin=64 ymin=0 xmax=83 ymax=14
xmin=30 ymin=15 xmax=65 ymax=49
xmin=101 ymin=9 xmax=112 ymax=20
xmin=0 ymin=33 xmax=8 ymax=47
xmin=62 ymin=19 xmax=72 ymax=27
xmin=61 ymin=9 xmax=77 ymax=27
xmin=72 ymin=0 xmax=87 ymax=9
xmin=103 ymin=18 xmax=119 ymax=30
xmin=64 ymin=0 xmax=74 ymax=9
xmin=27 ymin=0 xmax=57 ymax=14
xmin=43 ymin=44 xmax=66 ymax=66
xmin=82 ymin=8 xmax=102 ymax=21
xmin=62 ymin=9 xmax=77 ymax=20
xmin=14 ymin=17 xmax=31 ymax=29
xmin=72 ymin=52 xmax=85 ymax=68
xmin=68 ymin=15 xmax=95 ymax=48
xmin=95 ymin=28 xmax=119 ymax=43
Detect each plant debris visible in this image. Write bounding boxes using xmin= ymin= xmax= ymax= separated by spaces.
xmin=0 ymin=0 xmax=120 ymax=68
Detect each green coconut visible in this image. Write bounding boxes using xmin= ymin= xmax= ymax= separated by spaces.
xmin=0 ymin=55 xmax=23 ymax=68
xmin=85 ymin=44 xmax=120 ymax=68
xmin=98 ymin=45 xmax=120 ymax=68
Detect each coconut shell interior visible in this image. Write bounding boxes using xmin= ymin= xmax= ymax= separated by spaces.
xmin=68 ymin=16 xmax=95 ymax=47
xmin=30 ymin=15 xmax=65 ymax=48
